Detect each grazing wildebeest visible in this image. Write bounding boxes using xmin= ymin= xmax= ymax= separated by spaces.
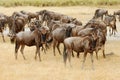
xmin=20 ymin=10 xmax=39 ymax=22
xmin=38 ymin=10 xmax=64 ymax=21
xmin=93 ymin=9 xmax=108 ymax=20
xmin=104 ymin=14 xmax=117 ymax=36
xmin=39 ymin=10 xmax=82 ymax=25
xmin=63 ymin=33 xmax=98 ymax=69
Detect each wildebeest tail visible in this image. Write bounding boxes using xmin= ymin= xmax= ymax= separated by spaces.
xmin=63 ymin=44 xmax=67 ymax=66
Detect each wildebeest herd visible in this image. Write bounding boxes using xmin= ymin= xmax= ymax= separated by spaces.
xmin=0 ymin=8 xmax=119 ymax=69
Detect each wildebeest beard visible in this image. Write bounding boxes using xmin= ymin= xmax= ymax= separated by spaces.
xmin=10 ymin=36 xmax=15 ymax=43
xmin=65 ymin=27 xmax=72 ymax=37
xmin=41 ymin=33 xmax=47 ymax=43
xmin=90 ymin=37 xmax=97 ymax=50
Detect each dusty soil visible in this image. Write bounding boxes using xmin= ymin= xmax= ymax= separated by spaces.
xmin=0 ymin=6 xmax=120 ymax=80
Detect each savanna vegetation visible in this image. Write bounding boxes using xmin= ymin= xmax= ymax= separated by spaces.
xmin=0 ymin=0 xmax=120 ymax=7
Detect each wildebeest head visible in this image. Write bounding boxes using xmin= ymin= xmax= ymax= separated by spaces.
xmin=88 ymin=28 xmax=99 ymax=50
xmin=91 ymin=28 xmax=98 ymax=41
xmin=29 ymin=20 xmax=42 ymax=31
xmin=40 ymin=26 xmax=50 ymax=44
xmin=65 ymin=26 xmax=72 ymax=37
xmin=72 ymin=18 xmax=82 ymax=26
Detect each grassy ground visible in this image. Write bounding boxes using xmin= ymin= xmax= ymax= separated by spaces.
xmin=0 ymin=6 xmax=120 ymax=80
xmin=0 ymin=0 xmax=120 ymax=7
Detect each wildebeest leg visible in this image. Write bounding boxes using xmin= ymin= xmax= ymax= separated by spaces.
xmin=113 ymin=28 xmax=116 ymax=36
xmin=15 ymin=42 xmax=20 ymax=60
xmin=72 ymin=51 xmax=74 ymax=57
xmin=95 ymin=49 xmax=99 ymax=60
xmin=108 ymin=27 xmax=112 ymax=36
xmin=45 ymin=43 xmax=50 ymax=50
xmin=20 ymin=45 xmax=26 ymax=60
xmin=34 ymin=48 xmax=38 ymax=60
xmin=41 ymin=44 xmax=46 ymax=54
xmin=63 ymin=48 xmax=68 ymax=66
xmin=37 ymin=47 xmax=41 ymax=61
xmin=1 ymin=33 xmax=5 ymax=42
xmin=113 ymin=29 xmax=116 ymax=36
xmin=102 ymin=45 xmax=106 ymax=58
xmin=28 ymin=17 xmax=31 ymax=23
xmin=81 ymin=52 xmax=87 ymax=69
xmin=77 ymin=52 xmax=80 ymax=58
xmin=56 ymin=42 xmax=62 ymax=55
xmin=68 ymin=49 xmax=72 ymax=67
xmin=53 ymin=40 xmax=56 ymax=56
xmin=63 ymin=45 xmax=67 ymax=66
xmin=101 ymin=16 xmax=103 ymax=20
xmin=111 ymin=27 xmax=114 ymax=36
xmin=90 ymin=52 xmax=94 ymax=70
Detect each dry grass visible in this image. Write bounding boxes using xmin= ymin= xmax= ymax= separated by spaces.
xmin=0 ymin=6 xmax=120 ymax=80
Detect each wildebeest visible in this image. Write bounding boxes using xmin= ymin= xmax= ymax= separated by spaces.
xmin=93 ymin=9 xmax=108 ymax=20
xmin=9 ymin=17 xmax=26 ymax=33
xmin=14 ymin=28 xmax=42 ymax=61
xmin=10 ymin=24 xmax=50 ymax=61
xmin=0 ymin=21 xmax=5 ymax=42
xmin=95 ymin=28 xmax=106 ymax=59
xmin=51 ymin=25 xmax=74 ymax=56
xmin=63 ymin=34 xmax=98 ymax=69
xmin=0 ymin=13 xmax=8 ymax=42
xmin=84 ymin=19 xmax=107 ymax=36
xmin=38 ymin=10 xmax=82 ymax=25
xmin=114 ymin=10 xmax=120 ymax=21
xmin=28 ymin=19 xmax=42 ymax=31
xmin=45 ymin=20 xmax=61 ymax=32
xmin=81 ymin=20 xmax=107 ymax=59
xmin=12 ymin=12 xmax=28 ymax=23
xmin=8 ymin=16 xmax=26 ymax=43
xmin=20 ymin=10 xmax=39 ymax=22
xmin=78 ymin=27 xmax=106 ymax=59
xmin=104 ymin=14 xmax=117 ymax=36
xmin=28 ymin=19 xmax=50 ymax=53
